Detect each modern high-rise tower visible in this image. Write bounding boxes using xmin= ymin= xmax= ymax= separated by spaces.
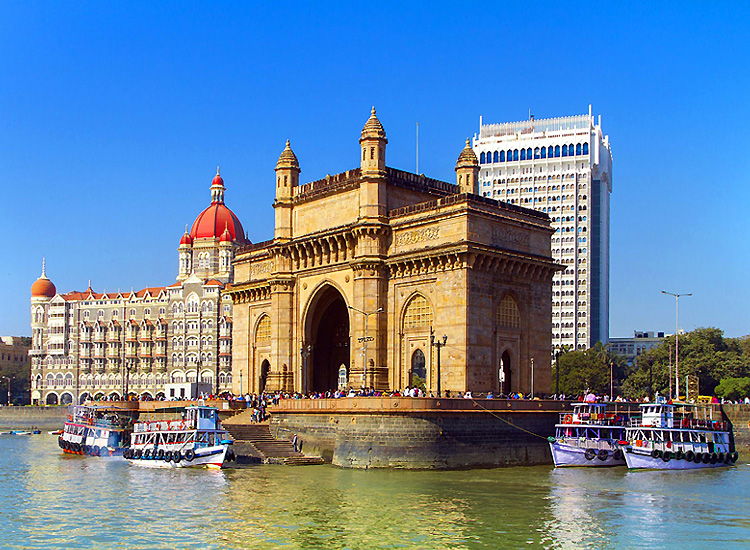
xmin=472 ymin=107 xmax=612 ymax=351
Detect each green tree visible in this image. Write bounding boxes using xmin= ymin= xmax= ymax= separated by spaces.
xmin=714 ymin=377 xmax=750 ymax=401
xmin=551 ymin=342 xmax=625 ymax=397
xmin=620 ymin=327 xmax=750 ymax=399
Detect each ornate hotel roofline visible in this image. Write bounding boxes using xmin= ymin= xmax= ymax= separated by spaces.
xmin=479 ymin=113 xmax=595 ymax=139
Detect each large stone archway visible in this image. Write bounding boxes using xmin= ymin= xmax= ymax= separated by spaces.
xmin=304 ymin=285 xmax=350 ymax=393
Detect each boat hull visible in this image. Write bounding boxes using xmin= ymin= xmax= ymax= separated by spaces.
xmin=126 ymin=444 xmax=229 ymax=469
xmin=624 ymin=448 xmax=733 ymax=470
xmin=550 ymin=441 xmax=626 ymax=468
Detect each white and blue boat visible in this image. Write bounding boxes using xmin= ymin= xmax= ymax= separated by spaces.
xmin=124 ymin=405 xmax=234 ymax=469
xmin=549 ymin=402 xmax=632 ymax=467
xmin=623 ymin=397 xmax=737 ymax=470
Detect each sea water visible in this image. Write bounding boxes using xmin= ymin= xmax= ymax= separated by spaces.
xmin=1 ymin=435 xmax=748 ymax=549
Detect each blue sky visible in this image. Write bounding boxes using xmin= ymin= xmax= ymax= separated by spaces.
xmin=1 ymin=1 xmax=748 ymax=338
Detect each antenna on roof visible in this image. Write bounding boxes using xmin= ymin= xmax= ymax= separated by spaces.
xmin=416 ymin=122 xmax=419 ymax=175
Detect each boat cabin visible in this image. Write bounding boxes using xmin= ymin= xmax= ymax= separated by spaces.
xmin=186 ymin=406 xmax=221 ymax=430
xmin=639 ymin=397 xmax=674 ymax=428
xmin=571 ymin=403 xmax=608 ymax=424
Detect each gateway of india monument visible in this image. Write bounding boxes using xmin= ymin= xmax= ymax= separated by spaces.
xmin=229 ymin=108 xmax=560 ymax=397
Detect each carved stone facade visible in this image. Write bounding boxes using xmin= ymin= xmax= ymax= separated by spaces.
xmin=229 ymin=109 xmax=560 ymax=396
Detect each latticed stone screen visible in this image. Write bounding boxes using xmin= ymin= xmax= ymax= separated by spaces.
xmin=255 ymin=315 xmax=271 ymax=344
xmin=497 ymin=295 xmax=520 ymax=329
xmin=403 ymin=295 xmax=433 ymax=329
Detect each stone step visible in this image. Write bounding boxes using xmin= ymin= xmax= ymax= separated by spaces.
xmin=223 ymin=420 xmax=325 ymax=466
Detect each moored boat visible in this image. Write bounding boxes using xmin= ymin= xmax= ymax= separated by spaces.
xmin=622 ymin=397 xmax=738 ymax=470
xmin=58 ymin=405 xmax=134 ymax=456
xmin=548 ymin=402 xmax=633 ymax=467
xmin=124 ymin=405 xmax=234 ymax=469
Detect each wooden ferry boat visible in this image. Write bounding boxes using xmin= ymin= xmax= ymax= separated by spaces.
xmin=548 ymin=402 xmax=633 ymax=467
xmin=124 ymin=405 xmax=235 ymax=469
xmin=58 ymin=405 xmax=134 ymax=456
xmin=622 ymin=397 xmax=738 ymax=470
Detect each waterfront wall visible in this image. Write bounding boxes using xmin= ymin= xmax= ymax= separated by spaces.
xmin=0 ymin=406 xmax=68 ymax=429
xmin=267 ymin=398 xmax=574 ymax=469
xmin=722 ymin=404 xmax=750 ymax=450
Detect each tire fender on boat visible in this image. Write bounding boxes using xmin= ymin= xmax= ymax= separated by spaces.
xmin=597 ymin=450 xmax=608 ymax=461
xmin=651 ymin=449 xmax=662 ymax=459
xmin=613 ymin=449 xmax=624 ymax=461
xmin=731 ymin=451 xmax=739 ymax=463
xmin=185 ymin=449 xmax=195 ymax=462
xmin=584 ymin=449 xmax=596 ymax=461
xmin=662 ymin=451 xmax=672 ymax=462
xmin=173 ymin=451 xmax=182 ymax=463
xmin=685 ymin=450 xmax=695 ymax=462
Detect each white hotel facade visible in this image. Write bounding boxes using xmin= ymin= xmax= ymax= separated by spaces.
xmin=472 ymin=108 xmax=612 ymax=351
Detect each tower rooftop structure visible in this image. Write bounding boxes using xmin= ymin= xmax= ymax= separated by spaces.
xmin=190 ymin=167 xmax=247 ymax=242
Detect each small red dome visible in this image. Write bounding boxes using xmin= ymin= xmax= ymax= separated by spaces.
xmin=219 ymin=226 xmax=232 ymax=243
xmin=31 ymin=277 xmax=56 ymax=298
xmin=180 ymin=232 xmax=193 ymax=246
xmin=212 ymin=173 xmax=224 ymax=187
xmin=190 ymin=203 xmax=245 ymax=242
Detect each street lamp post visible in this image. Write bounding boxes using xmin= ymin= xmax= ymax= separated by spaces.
xmin=301 ymin=345 xmax=311 ymax=390
xmin=348 ymin=306 xmax=383 ymax=389
xmin=530 ymin=358 xmax=534 ymax=398
xmin=430 ymin=332 xmax=447 ymax=397
xmin=554 ymin=351 xmax=560 ymax=398
xmin=662 ymin=290 xmax=692 ymax=401
xmin=194 ymin=359 xmax=202 ymax=400
xmin=2 ymin=376 xmax=10 ymax=405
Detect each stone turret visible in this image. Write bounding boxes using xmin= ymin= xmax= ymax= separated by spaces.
xmin=274 ymin=140 xmax=300 ymax=240
xmin=455 ymin=138 xmax=479 ymax=194
xmin=360 ymin=107 xmax=387 ymax=176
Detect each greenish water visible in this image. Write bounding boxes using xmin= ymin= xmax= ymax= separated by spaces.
xmin=1 ymin=436 xmax=749 ymax=549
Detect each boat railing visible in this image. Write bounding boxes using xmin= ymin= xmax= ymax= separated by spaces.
xmin=628 ymin=418 xmax=729 ymax=431
xmin=133 ymin=419 xmax=195 ymax=433
xmin=559 ymin=412 xmax=632 ymax=426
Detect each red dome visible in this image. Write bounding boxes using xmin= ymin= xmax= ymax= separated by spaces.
xmin=31 ymin=277 xmax=56 ymax=298
xmin=180 ymin=232 xmax=193 ymax=245
xmin=212 ymin=173 xmax=224 ymax=187
xmin=190 ymin=203 xmax=245 ymax=242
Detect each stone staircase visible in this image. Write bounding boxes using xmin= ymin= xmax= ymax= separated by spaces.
xmin=224 ymin=415 xmax=324 ymax=466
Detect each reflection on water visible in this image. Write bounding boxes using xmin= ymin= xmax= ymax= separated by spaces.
xmin=1 ymin=436 xmax=749 ymax=549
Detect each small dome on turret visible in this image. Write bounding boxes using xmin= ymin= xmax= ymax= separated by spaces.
xmin=276 ymin=140 xmax=300 ymax=170
xmin=219 ymin=224 xmax=232 ymax=243
xmin=361 ymin=106 xmax=386 ymax=140
xmin=180 ymin=226 xmax=193 ymax=246
xmin=211 ymin=169 xmax=224 ymax=188
xmin=31 ymin=258 xmax=56 ymax=298
xmin=455 ymin=138 xmax=478 ymax=168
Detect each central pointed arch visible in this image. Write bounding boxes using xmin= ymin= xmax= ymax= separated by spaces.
xmin=302 ymin=283 xmax=350 ymax=392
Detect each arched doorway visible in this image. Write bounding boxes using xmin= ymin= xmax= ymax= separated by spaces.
xmin=411 ymin=349 xmax=426 ymax=388
xmin=500 ymin=351 xmax=512 ymax=395
xmin=259 ymin=360 xmax=270 ymax=393
xmin=46 ymin=393 xmax=58 ymax=405
xmin=305 ymin=285 xmax=349 ymax=392
xmin=60 ymin=393 xmax=73 ymax=405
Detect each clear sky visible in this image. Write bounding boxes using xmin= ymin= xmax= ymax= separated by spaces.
xmin=1 ymin=1 xmax=748 ymax=339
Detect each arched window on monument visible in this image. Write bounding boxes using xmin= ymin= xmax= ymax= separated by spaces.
xmin=497 ymin=295 xmax=521 ymax=329
xmin=402 ymin=295 xmax=433 ymax=330
xmin=255 ymin=315 xmax=271 ymax=346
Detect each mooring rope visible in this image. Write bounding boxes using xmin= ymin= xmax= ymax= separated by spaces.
xmin=470 ymin=398 xmax=553 ymax=441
